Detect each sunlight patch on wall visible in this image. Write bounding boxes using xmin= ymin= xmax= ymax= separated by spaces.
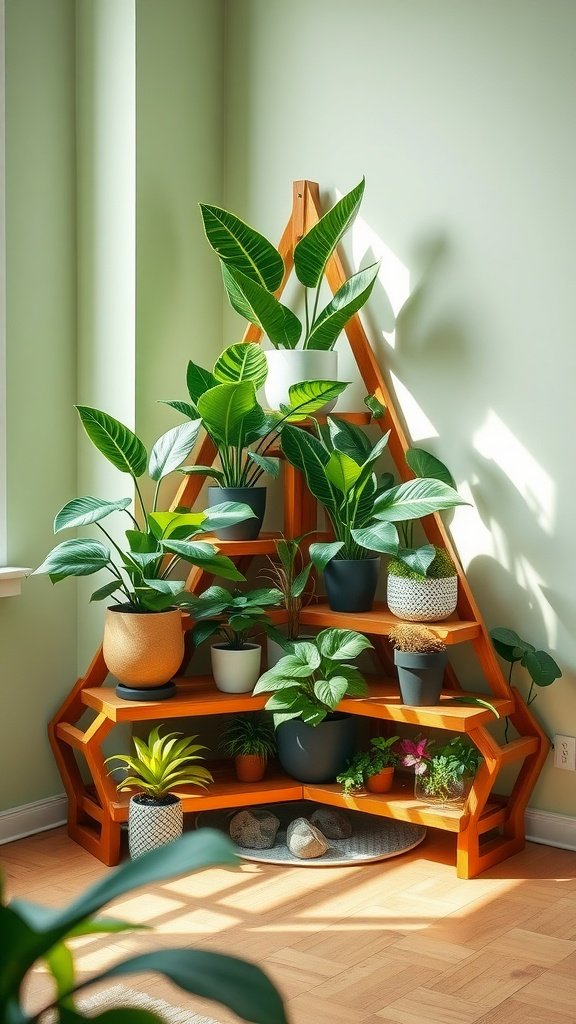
xmin=350 ymin=212 xmax=409 ymax=351
xmin=390 ymin=372 xmax=438 ymax=441
xmin=450 ymin=483 xmax=497 ymax=569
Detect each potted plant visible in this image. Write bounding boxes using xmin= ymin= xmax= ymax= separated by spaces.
xmin=186 ymin=585 xmax=283 ymax=692
xmin=199 ymin=179 xmax=386 ymax=410
xmin=280 ymin=417 xmax=467 ymax=612
xmin=166 ymin=342 xmax=349 ymax=540
xmin=32 ymin=406 xmax=251 ymax=699
xmin=105 ymin=727 xmax=213 ymax=858
xmin=400 ymin=734 xmax=482 ymax=809
xmin=336 ymin=735 xmax=400 ymax=795
xmin=258 ymin=533 xmax=315 ymax=667
xmin=387 ymin=546 xmax=458 ymax=621
xmin=253 ymin=627 xmax=372 ymax=782
xmin=387 ymin=623 xmax=448 ymax=706
xmin=219 ymin=713 xmax=277 ymax=782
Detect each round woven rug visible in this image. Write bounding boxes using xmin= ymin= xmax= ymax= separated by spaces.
xmin=196 ymin=801 xmax=426 ymax=866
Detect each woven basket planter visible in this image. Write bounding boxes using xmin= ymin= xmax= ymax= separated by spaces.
xmin=387 ymin=574 xmax=457 ymax=621
xmin=128 ymin=795 xmax=183 ymax=859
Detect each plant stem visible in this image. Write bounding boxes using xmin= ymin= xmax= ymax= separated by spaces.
xmin=133 ymin=477 xmax=148 ymax=524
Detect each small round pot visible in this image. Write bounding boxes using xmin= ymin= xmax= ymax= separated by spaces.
xmin=207 ymin=486 xmax=266 ymax=540
xmin=103 ymin=606 xmax=183 ymax=698
xmin=128 ymin=794 xmax=183 ymax=859
xmin=324 ymin=557 xmax=381 ymax=613
xmin=387 ymin=574 xmax=458 ymax=621
xmin=394 ymin=649 xmax=447 ymax=706
xmin=365 ymin=766 xmax=395 ymax=794
xmin=234 ymin=754 xmax=267 ymax=783
xmin=264 ymin=349 xmax=339 ymax=413
xmin=266 ymin=633 xmax=315 ymax=669
xmin=210 ymin=643 xmax=262 ymax=693
xmin=276 ymin=712 xmax=357 ymax=783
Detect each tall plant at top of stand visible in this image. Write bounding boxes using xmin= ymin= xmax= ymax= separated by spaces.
xmin=199 ymin=179 xmax=389 ymax=411
xmin=280 ymin=417 xmax=468 ymax=613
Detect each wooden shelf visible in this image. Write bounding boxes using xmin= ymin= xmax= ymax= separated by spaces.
xmin=82 ymin=677 xmax=267 ymax=722
xmin=299 ymin=601 xmax=481 ymax=643
xmin=340 ymin=681 xmax=514 ymax=730
xmin=198 ymin=532 xmax=283 ymax=555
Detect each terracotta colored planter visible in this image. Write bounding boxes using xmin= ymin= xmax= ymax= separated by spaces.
xmin=365 ymin=767 xmax=395 ymax=794
xmin=103 ymin=607 xmax=184 ymax=691
xmin=234 ymin=754 xmax=267 ymax=783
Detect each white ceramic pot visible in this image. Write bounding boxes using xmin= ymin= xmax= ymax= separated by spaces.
xmin=387 ymin=574 xmax=458 ymax=621
xmin=210 ymin=643 xmax=262 ymax=693
xmin=264 ymin=350 xmax=339 ymax=412
xmin=128 ymin=795 xmax=183 ymax=859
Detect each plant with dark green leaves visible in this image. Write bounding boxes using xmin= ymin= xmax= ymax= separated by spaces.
xmin=219 ymin=714 xmax=277 ymax=759
xmin=253 ymin=628 xmax=372 ymax=727
xmin=165 ymin=342 xmax=349 ymax=488
xmin=337 ymin=735 xmax=400 ymax=795
xmin=200 ymin=179 xmax=387 ymax=351
xmin=490 ymin=627 xmax=562 ymax=708
xmin=279 ymin=418 xmax=467 ymax=572
xmin=32 ymin=406 xmax=250 ymax=611
xmin=259 ymin=533 xmax=314 ymax=643
xmin=105 ymin=727 xmax=213 ymax=801
xmin=0 ymin=831 xmax=287 ymax=1024
xmin=185 ymin=585 xmax=283 ymax=650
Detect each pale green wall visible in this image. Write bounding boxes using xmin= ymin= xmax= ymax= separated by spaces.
xmin=1 ymin=0 xmax=77 ymax=808
xmin=224 ymin=0 xmax=576 ymax=814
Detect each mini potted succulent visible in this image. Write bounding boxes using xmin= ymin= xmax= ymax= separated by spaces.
xmin=219 ymin=713 xmax=277 ymax=782
xmin=336 ymin=735 xmax=400 ymax=795
xmin=199 ymin=179 xmax=385 ymax=411
xmin=32 ymin=405 xmax=250 ymax=700
xmin=400 ymin=734 xmax=482 ymax=809
xmin=387 ymin=546 xmax=458 ymax=621
xmin=186 ymin=585 xmax=283 ymax=692
xmin=259 ymin=533 xmax=315 ymax=667
xmin=387 ymin=623 xmax=448 ymax=706
xmin=253 ymin=628 xmax=372 ymax=782
xmin=105 ymin=727 xmax=213 ymax=858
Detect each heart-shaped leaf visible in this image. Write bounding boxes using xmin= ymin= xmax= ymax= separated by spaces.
xmin=522 ymin=649 xmax=562 ymax=686
xmin=317 ymin=628 xmax=373 ymax=661
xmin=406 ymin=448 xmax=455 ymax=488
xmin=76 ymin=407 xmax=147 ymax=478
xmin=314 ymin=676 xmax=349 ymax=709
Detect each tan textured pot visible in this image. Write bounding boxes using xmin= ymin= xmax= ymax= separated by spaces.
xmin=365 ymin=767 xmax=395 ymax=794
xmin=103 ymin=607 xmax=184 ymax=688
xmin=234 ymin=754 xmax=267 ymax=783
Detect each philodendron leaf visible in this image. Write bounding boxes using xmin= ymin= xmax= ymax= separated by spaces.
xmin=406 ymin=448 xmax=456 ymax=489
xmin=350 ymin=523 xmax=398 ymax=555
xmin=285 ymin=379 xmax=350 ymax=416
xmin=33 ymin=539 xmax=110 ymax=580
xmin=221 ymin=265 xmax=302 ymax=349
xmin=276 ymin=643 xmax=321 ymax=677
xmin=522 ymin=649 xmax=562 ymax=687
xmin=314 ymin=676 xmax=349 ymax=709
xmin=213 ymin=342 xmax=268 ymax=388
xmin=200 ymin=202 xmax=285 ymax=291
xmin=148 ymin=421 xmax=202 ymax=481
xmin=54 ymin=496 xmax=132 ymax=533
xmin=317 ymin=628 xmax=373 ymax=661
xmin=76 ymin=406 xmax=147 ymax=478
xmin=294 ymin=178 xmax=365 ymax=288
xmin=373 ymin=478 xmax=468 ymax=522
xmin=306 ymin=262 xmax=381 ymax=351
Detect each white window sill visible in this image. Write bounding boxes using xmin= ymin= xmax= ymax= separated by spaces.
xmin=0 ymin=567 xmax=30 ymax=597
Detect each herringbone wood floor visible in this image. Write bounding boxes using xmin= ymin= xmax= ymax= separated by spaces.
xmin=3 ymin=826 xmax=576 ymax=1023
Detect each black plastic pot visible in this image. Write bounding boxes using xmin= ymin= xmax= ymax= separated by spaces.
xmin=207 ymin=486 xmax=266 ymax=540
xmin=394 ymin=649 xmax=448 ymax=706
xmin=276 ymin=712 xmax=357 ymax=783
xmin=323 ymin=556 xmax=380 ymax=612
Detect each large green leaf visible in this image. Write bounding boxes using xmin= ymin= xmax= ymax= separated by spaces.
xmin=161 ymin=399 xmax=200 ymax=421
xmin=396 ymin=544 xmax=437 ymax=575
xmin=316 ymin=628 xmax=373 ymax=661
xmin=54 ymin=497 xmax=131 ymax=533
xmin=76 ymin=407 xmax=147 ymax=478
xmin=90 ymin=580 xmax=122 ymax=603
xmin=161 ymin=540 xmax=245 ymax=582
xmin=522 ymin=650 xmax=562 ymax=686
xmin=293 ymin=179 xmax=365 ymax=288
xmin=201 ymin=502 xmax=257 ymax=532
xmin=406 ymin=448 xmax=456 ymax=488
xmin=350 ymin=522 xmax=398 ymax=554
xmin=309 ymin=540 xmax=344 ymax=572
xmin=490 ymin=627 xmax=533 ymax=654
xmin=328 ymin=417 xmax=373 ymax=462
xmin=33 ymin=539 xmax=110 ymax=580
xmin=200 ymin=203 xmax=284 ymax=291
xmin=246 ymin=451 xmax=280 ymax=479
xmin=148 ymin=421 xmax=202 ymax=482
xmin=273 ymin=646 xmax=320 ymax=678
xmin=221 ymin=265 xmax=301 ymax=349
xmin=285 ymin=379 xmax=349 ymax=416
xmin=306 ymin=263 xmax=380 ymax=351
xmin=213 ymin=343 xmax=268 ymax=388
xmin=324 ymin=450 xmax=362 ymax=494
xmin=186 ymin=361 xmax=216 ymax=404
xmin=373 ymin=478 xmax=468 ymax=522
xmin=197 ymin=381 xmax=259 ymax=448
xmin=314 ymin=676 xmax=349 ymax=709
xmin=147 ymin=511 xmax=205 ymax=540
xmin=280 ymin=426 xmax=338 ymax=517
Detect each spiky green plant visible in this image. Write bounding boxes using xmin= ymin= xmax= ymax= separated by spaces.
xmin=106 ymin=727 xmax=213 ymax=801
xmin=219 ymin=714 xmax=277 ymax=759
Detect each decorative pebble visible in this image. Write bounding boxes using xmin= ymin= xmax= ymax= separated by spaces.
xmin=229 ymin=809 xmax=280 ymax=849
xmin=286 ymin=817 xmax=329 ymax=859
xmin=310 ymin=807 xmax=353 ymax=839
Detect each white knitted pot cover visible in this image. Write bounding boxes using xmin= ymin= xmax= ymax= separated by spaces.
xmin=128 ymin=796 xmax=183 ymax=858
xmin=387 ymin=574 xmax=458 ymax=621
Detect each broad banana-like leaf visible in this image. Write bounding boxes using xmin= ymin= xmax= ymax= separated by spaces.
xmin=33 ymin=539 xmax=110 ymax=580
xmin=293 ymin=178 xmax=365 ymax=288
xmin=324 ymin=450 xmax=362 ymax=494
xmin=285 ymin=379 xmax=349 ymax=416
xmin=200 ymin=203 xmax=284 ymax=291
xmin=76 ymin=407 xmax=147 ymax=478
xmin=186 ymin=362 xmax=216 ymax=404
xmin=54 ymin=496 xmax=132 ymax=533
xmin=148 ymin=421 xmax=202 ymax=482
xmin=306 ymin=263 xmax=380 ymax=351
xmin=350 ymin=522 xmax=398 ymax=555
xmin=213 ymin=342 xmax=268 ymax=388
xmin=373 ymin=478 xmax=468 ymax=522
xmin=280 ymin=426 xmax=338 ymax=517
xmin=197 ymin=381 xmax=259 ymax=447
xmin=328 ymin=417 xmax=373 ymax=462
xmin=221 ymin=265 xmax=301 ymax=349
xmin=309 ymin=540 xmax=344 ymax=571
xmin=161 ymin=540 xmax=245 ymax=582
xmin=147 ymin=511 xmax=205 ymax=540
xmin=406 ymin=447 xmax=456 ymax=489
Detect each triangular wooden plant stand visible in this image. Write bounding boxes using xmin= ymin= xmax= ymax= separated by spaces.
xmin=49 ymin=181 xmax=549 ymax=876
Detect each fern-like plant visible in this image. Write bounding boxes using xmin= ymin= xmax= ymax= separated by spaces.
xmin=106 ymin=727 xmax=213 ymax=802
xmin=219 ymin=714 xmax=277 ymax=759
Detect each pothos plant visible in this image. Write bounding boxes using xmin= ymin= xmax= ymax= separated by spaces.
xmin=32 ymin=407 xmax=249 ymax=611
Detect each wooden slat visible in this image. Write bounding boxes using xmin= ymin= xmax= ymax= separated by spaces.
xmin=55 ymin=723 xmax=88 ymax=750
xmin=82 ymin=678 xmax=269 ymax=722
xmin=299 ymin=601 xmax=480 ymax=643
xmin=340 ymin=682 xmax=514 ymax=730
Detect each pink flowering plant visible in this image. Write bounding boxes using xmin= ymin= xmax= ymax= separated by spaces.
xmin=400 ymin=734 xmax=482 ymax=803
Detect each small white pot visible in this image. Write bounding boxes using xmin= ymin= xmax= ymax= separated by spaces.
xmin=387 ymin=574 xmax=458 ymax=621
xmin=210 ymin=643 xmax=262 ymax=693
xmin=264 ymin=350 xmax=339 ymax=412
xmin=128 ymin=795 xmax=183 ymax=859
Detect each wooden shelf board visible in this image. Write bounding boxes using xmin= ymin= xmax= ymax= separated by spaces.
xmin=299 ymin=601 xmax=480 ymax=643
xmin=342 ymin=680 xmax=514 ymax=730
xmin=82 ymin=678 xmax=268 ymax=722
xmin=197 ymin=532 xmax=283 ymax=556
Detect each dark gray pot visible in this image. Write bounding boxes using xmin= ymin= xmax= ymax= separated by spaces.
xmin=324 ymin=557 xmax=380 ymax=612
xmin=276 ymin=713 xmax=357 ymax=783
xmin=208 ymin=486 xmax=266 ymax=540
xmin=394 ymin=649 xmax=448 ymax=706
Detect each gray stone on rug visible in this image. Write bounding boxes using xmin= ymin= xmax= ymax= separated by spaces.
xmin=286 ymin=816 xmax=329 ymax=859
xmin=310 ymin=807 xmax=353 ymax=839
xmin=229 ymin=808 xmax=280 ymax=849
xmin=77 ymin=985 xmax=219 ymax=1023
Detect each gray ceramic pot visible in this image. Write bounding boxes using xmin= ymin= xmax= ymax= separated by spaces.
xmin=324 ymin=557 xmax=380 ymax=612
xmin=207 ymin=486 xmax=266 ymax=540
xmin=276 ymin=713 xmax=357 ymax=783
xmin=394 ymin=649 xmax=448 ymax=706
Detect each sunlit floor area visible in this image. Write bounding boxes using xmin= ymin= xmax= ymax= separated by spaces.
xmin=4 ymin=827 xmax=576 ymax=1023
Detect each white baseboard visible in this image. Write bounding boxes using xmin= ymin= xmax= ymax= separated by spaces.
xmin=0 ymin=794 xmax=67 ymax=845
xmin=525 ymin=807 xmax=576 ymax=851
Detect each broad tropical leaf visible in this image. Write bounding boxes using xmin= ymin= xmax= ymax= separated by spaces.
xmin=309 ymin=540 xmax=344 ymax=572
xmin=406 ymin=448 xmax=456 ymax=488
xmin=306 ymin=263 xmax=380 ymax=351
xmin=293 ymin=179 xmax=365 ymax=288
xmin=33 ymin=539 xmax=110 ymax=580
xmin=186 ymin=361 xmax=216 ymax=404
xmin=161 ymin=540 xmax=245 ymax=582
xmin=324 ymin=450 xmax=362 ymax=494
xmin=161 ymin=398 xmax=200 ymax=420
xmin=286 ymin=379 xmax=349 ymax=415
xmin=213 ymin=342 xmax=268 ymax=388
xmin=221 ymin=265 xmax=301 ymax=349
xmin=54 ymin=496 xmax=132 ymax=533
xmin=373 ymin=478 xmax=468 ymax=522
xmin=275 ymin=644 xmax=321 ymax=677
xmin=76 ymin=407 xmax=147 ymax=478
xmin=314 ymin=676 xmax=349 ymax=708
xmin=200 ymin=203 xmax=284 ymax=291
xmin=201 ymin=502 xmax=257 ymax=532
xmin=522 ymin=650 xmax=562 ymax=686
xmin=197 ymin=382 xmax=259 ymax=448
xmin=147 ymin=511 xmax=205 ymax=540
xmin=280 ymin=426 xmax=338 ymax=516
xmin=246 ymin=451 xmax=280 ymax=478
xmin=316 ymin=628 xmax=373 ymax=661
xmin=490 ymin=627 xmax=533 ymax=653
xmin=350 ymin=522 xmax=398 ymax=555
xmin=148 ymin=421 xmax=202 ymax=482
xmin=328 ymin=417 xmax=373 ymax=462
xmin=90 ymin=581 xmax=122 ymax=602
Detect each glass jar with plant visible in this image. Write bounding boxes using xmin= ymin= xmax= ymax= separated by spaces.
xmin=185 ymin=585 xmax=283 ymax=693
xmin=219 ymin=713 xmax=277 ymax=783
xmin=105 ymin=727 xmax=213 ymax=858
xmin=400 ymin=734 xmax=482 ymax=810
xmin=32 ymin=405 xmax=252 ymax=700
xmin=258 ymin=533 xmax=315 ymax=667
xmin=336 ymin=735 xmax=400 ymax=795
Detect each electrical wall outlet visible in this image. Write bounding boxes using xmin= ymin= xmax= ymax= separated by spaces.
xmin=553 ymin=734 xmax=576 ymax=771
